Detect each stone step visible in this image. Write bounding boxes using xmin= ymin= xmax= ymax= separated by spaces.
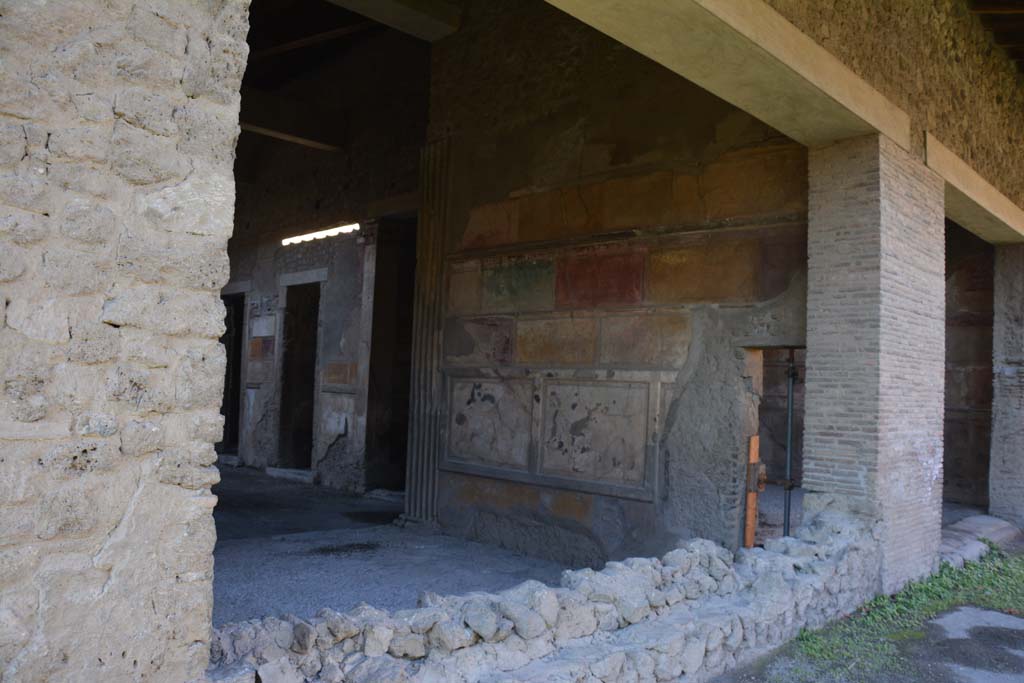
xmin=939 ymin=515 xmax=1022 ymax=569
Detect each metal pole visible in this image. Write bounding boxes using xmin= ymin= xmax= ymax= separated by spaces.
xmin=784 ymin=348 xmax=796 ymax=536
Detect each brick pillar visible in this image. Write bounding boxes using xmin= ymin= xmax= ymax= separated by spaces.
xmin=804 ymin=135 xmax=945 ymax=594
xmin=990 ymin=245 xmax=1024 ymax=527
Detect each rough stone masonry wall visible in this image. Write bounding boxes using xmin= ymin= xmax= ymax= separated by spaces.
xmin=208 ymin=508 xmax=878 ymax=683
xmin=765 ymin=0 xmax=1024 ymax=207
xmin=429 ymin=0 xmax=809 ymax=566
xmin=0 ymin=1 xmax=248 ymax=680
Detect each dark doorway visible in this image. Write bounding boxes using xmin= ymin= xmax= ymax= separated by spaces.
xmin=943 ymin=222 xmax=994 ymax=510
xmin=365 ymin=219 xmax=417 ymax=491
xmin=759 ymin=348 xmax=805 ymax=487
xmin=753 ymin=347 xmax=805 ymax=543
xmin=217 ymin=294 xmax=245 ymax=455
xmin=279 ymin=282 xmax=321 ymax=469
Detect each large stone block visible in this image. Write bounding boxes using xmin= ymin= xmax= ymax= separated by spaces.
xmin=0 ymin=124 xmax=27 ymax=166
xmin=101 ymin=285 xmax=225 ymax=338
xmin=182 ymin=30 xmax=248 ymax=105
xmin=47 ymin=126 xmax=111 ymax=163
xmin=40 ymin=246 xmax=110 ymax=295
xmin=137 ymin=170 xmax=239 ymax=238
xmin=516 ymin=317 xmax=598 ymax=365
xmin=110 ymin=121 xmax=188 ymax=185
xmin=0 ymin=244 xmax=26 ymax=282
xmin=126 ymin=6 xmax=188 ymax=56
xmin=2 ymin=208 xmax=51 ymax=245
xmin=174 ymin=101 xmax=241 ymax=168
xmin=60 ymin=198 xmax=115 ymax=245
xmin=114 ymin=88 xmax=178 ymax=137
xmin=6 ymin=298 xmax=71 ymax=343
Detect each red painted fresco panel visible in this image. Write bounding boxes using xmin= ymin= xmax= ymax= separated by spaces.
xmin=555 ymin=249 xmax=645 ymax=308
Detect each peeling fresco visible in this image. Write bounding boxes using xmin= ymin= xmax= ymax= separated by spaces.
xmin=540 ymin=381 xmax=648 ymax=485
xmin=448 ymin=380 xmax=532 ymax=470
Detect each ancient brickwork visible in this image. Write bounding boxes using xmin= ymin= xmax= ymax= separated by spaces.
xmin=805 ymin=134 xmax=945 ymax=594
xmin=990 ymin=244 xmax=1024 ymax=528
xmin=765 ymin=0 xmax=1024 ymax=207
xmin=208 ymin=510 xmax=879 ymax=683
xmin=0 ymin=1 xmax=248 ymax=680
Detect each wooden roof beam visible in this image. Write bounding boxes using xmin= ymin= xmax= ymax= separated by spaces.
xmin=239 ymin=123 xmax=340 ymax=152
xmin=970 ymin=2 xmax=1024 ymax=15
xmin=325 ymin=0 xmax=459 ymax=42
xmin=252 ymin=21 xmax=376 ymax=60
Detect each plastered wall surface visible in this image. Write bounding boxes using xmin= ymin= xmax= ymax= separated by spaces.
xmin=765 ymin=0 xmax=1024 ymax=207
xmin=430 ymin=0 xmax=810 ymax=565
xmin=229 ymin=233 xmax=375 ymax=492
xmin=0 ymin=1 xmax=249 ymax=680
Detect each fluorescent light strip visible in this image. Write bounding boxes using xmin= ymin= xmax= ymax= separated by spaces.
xmin=281 ymin=223 xmax=360 ymax=246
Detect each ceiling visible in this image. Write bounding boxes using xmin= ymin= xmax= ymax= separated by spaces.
xmin=244 ymin=0 xmax=383 ymax=90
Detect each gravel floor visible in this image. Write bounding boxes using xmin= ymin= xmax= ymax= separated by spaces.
xmin=212 ymin=466 xmax=565 ymax=625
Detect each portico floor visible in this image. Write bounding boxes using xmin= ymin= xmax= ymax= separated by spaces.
xmin=212 ymin=466 xmax=566 ymax=625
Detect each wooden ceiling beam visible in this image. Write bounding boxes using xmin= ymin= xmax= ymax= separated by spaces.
xmin=980 ymin=17 xmax=1024 ymax=28
xmin=239 ymin=122 xmax=340 ymax=152
xmin=325 ymin=0 xmax=459 ymax=42
xmin=993 ymin=32 xmax=1024 ymax=47
xmin=252 ymin=21 xmax=376 ymax=60
xmin=971 ymin=2 xmax=1024 ymax=14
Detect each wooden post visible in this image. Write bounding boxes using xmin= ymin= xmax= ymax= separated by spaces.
xmin=744 ymin=435 xmax=760 ymax=548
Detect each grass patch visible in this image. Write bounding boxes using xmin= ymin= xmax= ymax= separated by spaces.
xmin=791 ymin=543 xmax=1024 ymax=681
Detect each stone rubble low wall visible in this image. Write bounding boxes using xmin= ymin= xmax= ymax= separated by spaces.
xmin=208 ymin=509 xmax=880 ymax=683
